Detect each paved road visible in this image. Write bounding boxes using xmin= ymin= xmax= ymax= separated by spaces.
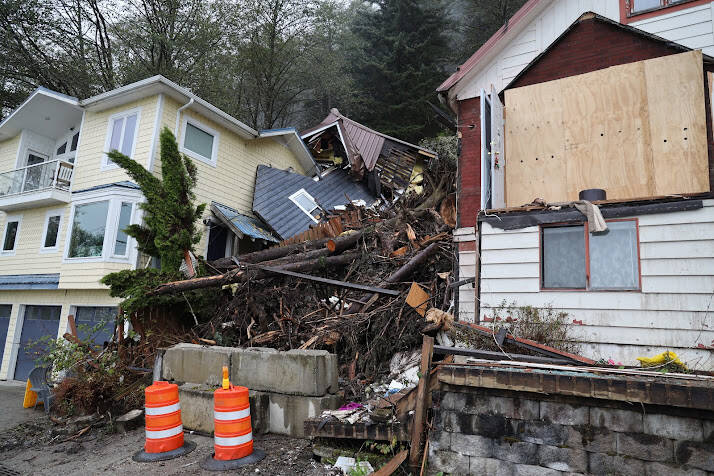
xmin=0 ymin=382 xmax=45 ymax=431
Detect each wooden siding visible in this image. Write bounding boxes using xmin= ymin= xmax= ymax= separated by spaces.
xmin=0 ymin=135 xmax=20 ymax=172
xmin=478 ymin=199 xmax=714 ymax=368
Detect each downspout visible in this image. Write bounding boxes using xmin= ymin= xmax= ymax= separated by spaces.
xmin=175 ymin=97 xmax=194 ymax=137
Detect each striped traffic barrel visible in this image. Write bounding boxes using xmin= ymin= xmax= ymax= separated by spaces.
xmin=213 ymin=385 xmax=253 ymax=460
xmin=144 ymin=381 xmax=184 ymax=453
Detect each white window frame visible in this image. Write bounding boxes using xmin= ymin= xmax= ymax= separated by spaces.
xmin=63 ymin=189 xmax=142 ymax=264
xmin=289 ymin=188 xmax=320 ymax=223
xmin=110 ymin=201 xmax=136 ymax=258
xmin=0 ymin=214 xmax=22 ymax=256
xmin=102 ymin=107 xmax=142 ymax=170
xmin=40 ymin=208 xmax=64 ymax=253
xmin=180 ymin=116 xmax=219 ymax=167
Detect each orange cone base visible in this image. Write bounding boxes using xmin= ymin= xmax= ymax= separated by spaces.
xmin=132 ymin=439 xmax=196 ymax=463
xmin=145 ymin=433 xmax=184 ymax=453
xmin=200 ymin=448 xmax=266 ymax=471
xmin=214 ymin=441 xmax=253 ymax=461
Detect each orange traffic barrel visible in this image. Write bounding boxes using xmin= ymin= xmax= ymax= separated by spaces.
xmin=132 ymin=381 xmax=196 ymax=463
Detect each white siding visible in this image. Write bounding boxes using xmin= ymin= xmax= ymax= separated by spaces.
xmin=477 ymin=200 xmax=714 ymax=370
xmin=453 ymin=0 xmax=714 ymax=101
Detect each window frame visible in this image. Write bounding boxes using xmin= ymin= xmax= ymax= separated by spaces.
xmin=180 ymin=116 xmax=219 ymax=167
xmin=110 ymin=201 xmax=135 ymax=258
xmin=289 ymin=188 xmax=320 ymax=223
xmin=0 ymin=214 xmax=22 ymax=256
xmin=539 ymin=218 xmax=641 ymax=292
xmin=621 ymin=0 xmax=708 ymax=22
xmin=40 ymin=208 xmax=64 ymax=253
xmin=102 ymin=107 xmax=142 ymax=170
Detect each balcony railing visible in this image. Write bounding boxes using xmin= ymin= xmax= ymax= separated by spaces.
xmin=0 ymin=160 xmax=74 ymax=198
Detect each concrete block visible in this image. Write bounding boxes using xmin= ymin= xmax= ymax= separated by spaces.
xmin=675 ymin=441 xmax=714 ymax=472
xmin=617 ymin=432 xmax=674 ymax=462
xmin=492 ymin=439 xmax=538 ymax=465
xmin=513 ymin=463 xmax=562 ymax=476
xmin=163 ymin=343 xmax=233 ymax=386
xmin=540 ymin=401 xmax=589 ymax=426
xmin=249 ymin=390 xmax=270 ymax=435
xmin=429 ymin=430 xmax=451 ymax=453
xmin=703 ymin=419 xmax=714 ymax=441
xmin=231 ymin=347 xmax=338 ymax=396
xmin=469 ymin=456 xmax=515 ymax=476
xmin=645 ymin=461 xmax=706 ymax=476
xmin=269 ymin=392 xmax=340 ymax=437
xmin=590 ymin=407 xmax=643 ymax=433
xmin=441 ymin=391 xmax=466 ymax=411
xmin=450 ymin=433 xmax=494 ymax=458
xmin=517 ymin=421 xmax=568 ymax=446
xmin=512 ymin=398 xmax=540 ymax=420
xmin=464 ymin=395 xmax=515 ymax=417
xmin=178 ymin=384 xmax=269 ymax=435
xmin=643 ymin=413 xmax=704 ymax=442
xmin=567 ymin=425 xmax=616 ymax=453
xmin=427 ymin=449 xmax=470 ymax=475
xmin=588 ymin=453 xmax=645 ymax=476
xmin=537 ymin=445 xmax=587 ymax=473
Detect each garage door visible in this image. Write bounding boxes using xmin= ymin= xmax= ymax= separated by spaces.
xmin=14 ymin=305 xmax=61 ymax=381
xmin=0 ymin=305 xmax=11 ymax=370
xmin=75 ymin=306 xmax=117 ymax=348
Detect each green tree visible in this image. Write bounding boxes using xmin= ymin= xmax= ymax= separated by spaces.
xmin=347 ymin=0 xmax=450 ymax=143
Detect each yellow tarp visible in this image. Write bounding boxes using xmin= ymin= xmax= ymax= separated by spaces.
xmin=636 ymin=351 xmax=687 ymax=370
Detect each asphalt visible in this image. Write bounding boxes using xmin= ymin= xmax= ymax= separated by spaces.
xmin=0 ymin=382 xmax=45 ymax=431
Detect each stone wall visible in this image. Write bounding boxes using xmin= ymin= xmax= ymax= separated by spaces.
xmin=428 ymin=367 xmax=714 ymax=475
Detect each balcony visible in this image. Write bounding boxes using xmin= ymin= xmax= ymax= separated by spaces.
xmin=0 ymin=160 xmax=74 ymax=211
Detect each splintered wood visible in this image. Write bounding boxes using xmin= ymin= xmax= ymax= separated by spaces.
xmin=504 ymin=50 xmax=708 ymax=206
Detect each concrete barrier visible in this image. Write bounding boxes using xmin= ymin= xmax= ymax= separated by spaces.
xmin=178 ymin=384 xmax=270 ymax=435
xmin=163 ymin=343 xmax=232 ymax=387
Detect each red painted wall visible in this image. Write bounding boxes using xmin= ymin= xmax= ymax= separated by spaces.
xmin=457 ymin=96 xmax=480 ymax=228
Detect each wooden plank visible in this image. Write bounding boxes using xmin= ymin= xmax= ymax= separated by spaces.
xmin=481 ymin=277 xmax=539 ymax=293
xmin=253 ymin=264 xmax=401 ymax=295
xmin=646 ymin=50 xmax=709 ymax=195
xmin=373 ymin=450 xmax=408 ymax=476
xmin=408 ymin=335 xmax=434 ymax=471
xmin=481 ymin=262 xmax=540 ymax=279
xmin=433 ymin=345 xmax=574 ymax=365
xmin=480 ymin=231 xmax=539 ymax=250
xmin=640 ymin=240 xmax=714 ymax=259
xmin=641 ymin=257 xmax=714 ymax=276
xmin=642 ymin=275 xmax=714 ymax=294
xmin=480 ymin=248 xmax=540 ymax=264
xmin=638 ymin=222 xmax=714 ymax=243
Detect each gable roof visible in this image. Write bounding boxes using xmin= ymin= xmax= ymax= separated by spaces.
xmin=253 ymin=164 xmax=375 ymax=240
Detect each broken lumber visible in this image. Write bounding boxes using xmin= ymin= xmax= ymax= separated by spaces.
xmin=433 ymin=345 xmax=574 ymax=365
xmin=210 ymin=237 xmax=333 ymax=268
xmin=408 ymin=335 xmax=434 ymax=471
xmin=374 ymin=449 xmax=408 ymax=476
xmin=254 ymin=265 xmax=401 ymax=295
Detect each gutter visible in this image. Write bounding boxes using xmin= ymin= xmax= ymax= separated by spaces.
xmin=175 ymin=98 xmax=194 ymax=137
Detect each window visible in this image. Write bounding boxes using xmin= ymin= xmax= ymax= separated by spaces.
xmin=0 ymin=304 xmax=11 ymax=319
xmin=68 ymin=201 xmax=110 ymax=258
xmin=541 ymin=220 xmax=640 ymax=291
xmin=1 ymin=216 xmax=21 ymax=254
xmin=75 ymin=306 xmax=117 ymax=345
xmin=56 ymin=130 xmax=81 ymax=164
xmin=41 ymin=210 xmax=63 ymax=252
xmin=180 ymin=118 xmax=218 ymax=165
xmin=103 ymin=109 xmax=140 ymax=168
xmin=112 ymin=202 xmax=133 ymax=257
xmin=626 ymin=0 xmax=700 ymax=16
xmin=289 ymin=188 xmax=321 ymax=222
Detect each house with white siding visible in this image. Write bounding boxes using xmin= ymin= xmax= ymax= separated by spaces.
xmin=438 ymin=0 xmax=714 ymax=368
xmin=0 ymin=75 xmax=317 ymax=381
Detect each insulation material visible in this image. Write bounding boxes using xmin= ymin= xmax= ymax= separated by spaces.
xmin=504 ymin=51 xmax=709 ymax=207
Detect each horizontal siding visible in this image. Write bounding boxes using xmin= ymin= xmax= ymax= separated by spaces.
xmin=477 ymin=202 xmax=714 ymax=368
xmin=0 ymin=135 xmax=20 ymax=172
xmin=632 ymin=2 xmax=714 ymax=56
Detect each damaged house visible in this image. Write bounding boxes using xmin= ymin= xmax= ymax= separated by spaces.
xmin=438 ymin=1 xmax=714 ymax=366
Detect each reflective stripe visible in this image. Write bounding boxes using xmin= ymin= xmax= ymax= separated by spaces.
xmin=146 ymin=424 xmax=183 ymax=439
xmin=214 ymin=432 xmax=252 ymax=447
xmin=214 ymin=408 xmax=250 ymax=421
xmin=145 ymin=402 xmax=180 ymax=416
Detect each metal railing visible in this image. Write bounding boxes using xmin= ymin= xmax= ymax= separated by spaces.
xmin=0 ymin=160 xmax=74 ymax=198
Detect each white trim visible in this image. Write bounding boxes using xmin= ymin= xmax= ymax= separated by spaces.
xmin=288 ymin=188 xmax=320 ymax=223
xmin=110 ymin=201 xmax=135 ymax=258
xmin=179 ymin=116 xmax=219 ymax=167
xmin=69 ymin=111 xmax=86 ymax=193
xmin=0 ymin=88 xmax=79 ymax=136
xmin=214 ymin=408 xmax=251 ymax=421
xmin=214 ymin=432 xmax=252 ymax=447
xmin=39 ymin=208 xmax=64 ymax=253
xmin=101 ymin=106 xmax=142 ymax=170
xmin=145 ymin=402 xmax=181 ymax=416
xmin=145 ymin=425 xmax=183 ymax=439
xmin=147 ymin=94 xmax=165 ymax=173
xmin=0 ymin=214 xmax=22 ymax=256
xmin=5 ymin=304 xmax=25 ymax=380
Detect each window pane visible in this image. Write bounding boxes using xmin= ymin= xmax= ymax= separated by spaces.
xmin=295 ymin=192 xmax=317 ymax=212
xmin=25 ymin=305 xmax=61 ymax=321
xmin=632 ymin=0 xmax=661 ymax=13
xmin=109 ymin=117 xmax=124 ymax=151
xmin=589 ymin=221 xmax=639 ymax=290
xmin=70 ymin=132 xmax=79 ymax=152
xmin=56 ymin=142 xmax=67 ymax=155
xmin=184 ymin=122 xmax=214 ymax=160
xmin=542 ymin=226 xmax=586 ymax=288
xmin=69 ymin=201 xmax=109 ymax=258
xmin=0 ymin=304 xmax=11 ymax=318
xmin=121 ymin=114 xmax=137 ymax=156
xmin=114 ymin=202 xmax=132 ymax=256
xmin=75 ymin=306 xmax=117 ymax=345
xmin=3 ymin=221 xmax=19 ymax=251
xmin=44 ymin=215 xmax=61 ymax=248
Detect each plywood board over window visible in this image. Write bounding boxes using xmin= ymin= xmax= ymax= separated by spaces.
xmin=504 ymin=50 xmax=709 ymax=207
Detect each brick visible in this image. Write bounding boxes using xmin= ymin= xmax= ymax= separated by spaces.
xmin=675 ymin=441 xmax=714 ymax=472
xmin=590 ymin=407 xmax=644 ymax=433
xmin=617 ymin=432 xmax=674 ymax=462
xmin=492 ymin=439 xmax=539 ymax=465
xmin=427 ymin=449 xmax=470 ymax=475
xmin=588 ymin=453 xmax=645 ymax=476
xmin=645 ymin=461 xmax=707 ymax=476
xmin=537 ymin=445 xmax=587 ymax=473
xmin=450 ymin=433 xmax=494 ymax=458
xmin=469 ymin=456 xmax=515 ymax=476
xmin=540 ymin=401 xmax=589 ymax=426
xmin=643 ymin=413 xmax=704 ymax=442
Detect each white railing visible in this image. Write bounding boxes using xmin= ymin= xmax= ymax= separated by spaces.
xmin=0 ymin=160 xmax=74 ymax=198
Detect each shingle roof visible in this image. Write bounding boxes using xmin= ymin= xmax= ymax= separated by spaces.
xmin=211 ymin=202 xmax=279 ymax=243
xmin=0 ymin=274 xmax=60 ymax=290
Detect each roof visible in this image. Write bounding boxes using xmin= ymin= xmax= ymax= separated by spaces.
xmin=73 ymin=181 xmax=141 ymax=194
xmin=211 ymin=202 xmax=279 ymax=243
xmin=437 ymin=0 xmax=544 ymax=93
xmin=253 ymin=165 xmax=376 ymax=240
xmin=301 ymin=109 xmax=436 ymax=173
xmin=0 ymin=274 xmax=60 ymax=290
xmin=0 ymin=87 xmax=82 ymax=141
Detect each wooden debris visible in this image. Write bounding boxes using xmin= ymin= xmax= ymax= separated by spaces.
xmin=408 ymin=335 xmax=434 ymax=471
xmin=374 ymin=449 xmax=408 ymax=476
xmin=406 ymin=283 xmax=430 ymax=317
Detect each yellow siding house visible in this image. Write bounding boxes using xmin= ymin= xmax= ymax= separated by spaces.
xmin=0 ymin=76 xmax=317 ymax=381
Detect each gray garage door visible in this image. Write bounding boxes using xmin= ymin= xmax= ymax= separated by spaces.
xmin=14 ymin=305 xmax=61 ymax=381
xmin=0 ymin=304 xmax=11 ymax=370
xmin=75 ymin=306 xmax=116 ymax=347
